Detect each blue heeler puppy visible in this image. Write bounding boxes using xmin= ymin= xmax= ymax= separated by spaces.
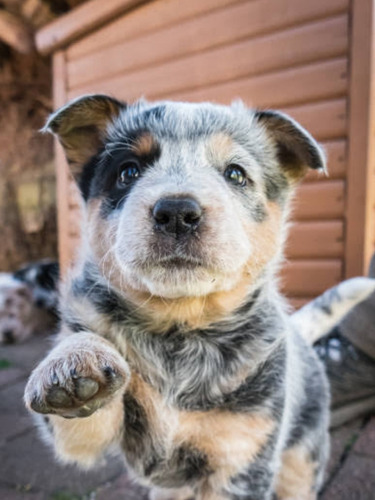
xmin=24 ymin=95 xmax=330 ymax=500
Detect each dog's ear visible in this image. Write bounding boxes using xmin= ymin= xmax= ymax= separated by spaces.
xmin=44 ymin=94 xmax=125 ymax=180
xmin=254 ymin=110 xmax=326 ymax=182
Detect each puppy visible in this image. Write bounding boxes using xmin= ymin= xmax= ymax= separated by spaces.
xmin=24 ymin=96 xmax=330 ymax=500
xmin=0 ymin=261 xmax=59 ymax=344
xmin=0 ymin=273 xmax=34 ymax=344
xmin=14 ymin=260 xmax=59 ymax=317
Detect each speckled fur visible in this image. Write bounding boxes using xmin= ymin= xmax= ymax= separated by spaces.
xmin=25 ymin=96 xmax=329 ymax=500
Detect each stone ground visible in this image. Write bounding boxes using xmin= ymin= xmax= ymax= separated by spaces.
xmin=0 ymin=336 xmax=375 ymax=500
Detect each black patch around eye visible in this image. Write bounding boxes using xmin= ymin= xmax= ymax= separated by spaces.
xmin=79 ymin=148 xmax=105 ymax=201
xmin=77 ymin=130 xmax=161 ymax=212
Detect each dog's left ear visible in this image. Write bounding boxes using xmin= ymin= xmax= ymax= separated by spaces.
xmin=254 ymin=110 xmax=326 ymax=182
xmin=44 ymin=94 xmax=125 ymax=180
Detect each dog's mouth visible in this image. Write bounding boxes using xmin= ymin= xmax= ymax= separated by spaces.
xmin=133 ymin=243 xmax=207 ymax=271
xmin=114 ymin=231 xmax=244 ymax=298
xmin=135 ymin=256 xmax=207 ymax=278
xmin=153 ymin=256 xmax=204 ymax=269
xmin=114 ymin=248 xmax=241 ymax=299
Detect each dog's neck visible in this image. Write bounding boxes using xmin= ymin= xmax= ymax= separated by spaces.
xmin=65 ymin=259 xmax=285 ymax=334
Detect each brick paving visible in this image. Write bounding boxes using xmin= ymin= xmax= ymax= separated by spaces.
xmin=320 ymin=417 xmax=375 ymax=500
xmin=0 ymin=337 xmax=144 ymax=500
xmin=0 ymin=336 xmax=374 ymax=500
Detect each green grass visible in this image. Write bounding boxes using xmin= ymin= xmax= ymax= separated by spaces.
xmin=0 ymin=359 xmax=11 ymax=369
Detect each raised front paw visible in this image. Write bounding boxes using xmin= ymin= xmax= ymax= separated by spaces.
xmin=24 ymin=333 xmax=130 ymax=418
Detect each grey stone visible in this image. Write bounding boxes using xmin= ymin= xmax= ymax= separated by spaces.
xmin=353 ymin=416 xmax=375 ymax=459
xmin=0 ymin=336 xmax=50 ymax=373
xmin=0 ymin=379 xmax=29 ymax=416
xmin=96 ymin=472 xmax=149 ymax=500
xmin=0 ymin=488 xmax=44 ymax=500
xmin=0 ymin=427 xmax=125 ymax=495
xmin=0 ymin=414 xmax=34 ymax=444
xmin=0 ymin=368 xmax=26 ymax=388
xmin=324 ymin=418 xmax=364 ymax=482
xmin=321 ymin=454 xmax=375 ymax=500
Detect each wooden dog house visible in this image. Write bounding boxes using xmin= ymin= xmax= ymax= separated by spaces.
xmin=37 ymin=0 xmax=375 ymax=307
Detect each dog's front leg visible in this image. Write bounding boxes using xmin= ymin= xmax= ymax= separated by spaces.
xmin=24 ymin=331 xmax=130 ymax=468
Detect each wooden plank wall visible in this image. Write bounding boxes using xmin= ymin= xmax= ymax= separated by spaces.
xmin=345 ymin=0 xmax=375 ymax=277
xmin=56 ymin=0 xmax=351 ymax=305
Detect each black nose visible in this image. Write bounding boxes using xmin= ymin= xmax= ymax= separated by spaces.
xmin=3 ymin=330 xmax=15 ymax=344
xmin=153 ymin=197 xmax=202 ymax=237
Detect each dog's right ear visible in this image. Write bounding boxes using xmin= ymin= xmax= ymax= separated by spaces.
xmin=254 ymin=109 xmax=326 ymax=182
xmin=44 ymin=94 xmax=125 ymax=181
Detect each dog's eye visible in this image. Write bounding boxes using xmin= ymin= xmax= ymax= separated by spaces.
xmin=118 ymin=162 xmax=140 ymax=185
xmin=224 ymin=164 xmax=247 ymax=187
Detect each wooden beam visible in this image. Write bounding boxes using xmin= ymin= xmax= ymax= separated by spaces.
xmin=288 ymin=297 xmax=315 ymax=310
xmin=282 ymin=99 xmax=347 ymax=141
xmin=286 ymin=220 xmax=344 ymax=259
xmin=172 ymin=58 xmax=348 ymax=109
xmin=280 ymin=259 xmax=343 ymax=296
xmin=0 ymin=9 xmax=34 ymax=53
xmin=293 ymin=180 xmax=345 ymax=221
xmin=36 ymin=0 xmax=147 ymax=55
xmin=52 ymin=51 xmax=73 ymax=272
xmin=345 ymin=0 xmax=375 ymax=277
xmin=305 ymin=140 xmax=347 ymax=182
xmin=67 ymin=0 xmax=245 ymax=60
xmin=67 ymin=0 xmax=349 ymax=89
xmin=68 ymin=15 xmax=348 ymax=98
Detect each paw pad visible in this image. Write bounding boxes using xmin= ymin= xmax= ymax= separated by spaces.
xmin=26 ymin=359 xmax=127 ymax=418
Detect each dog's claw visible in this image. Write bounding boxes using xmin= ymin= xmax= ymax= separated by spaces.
xmin=103 ymin=366 xmax=116 ymax=378
xmin=103 ymin=366 xmax=125 ymax=392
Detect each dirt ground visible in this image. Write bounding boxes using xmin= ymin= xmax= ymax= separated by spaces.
xmin=1 ymin=336 xmax=374 ymax=500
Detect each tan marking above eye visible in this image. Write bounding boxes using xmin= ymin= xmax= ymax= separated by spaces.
xmin=130 ymin=132 xmax=158 ymax=157
xmin=206 ymin=133 xmax=234 ymax=166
